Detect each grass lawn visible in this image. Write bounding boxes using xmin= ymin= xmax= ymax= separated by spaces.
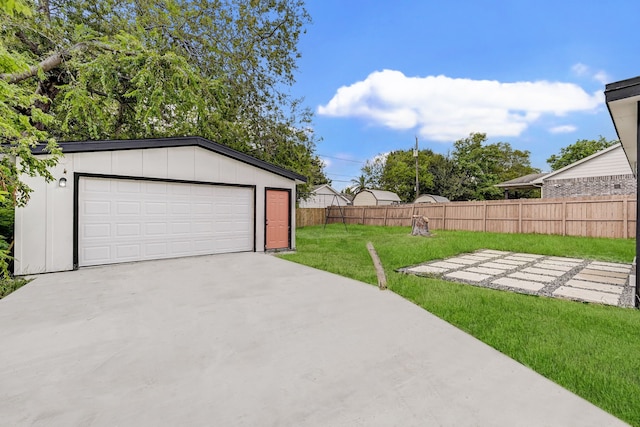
xmin=280 ymin=224 xmax=640 ymax=426
xmin=0 ymin=277 xmax=28 ymax=299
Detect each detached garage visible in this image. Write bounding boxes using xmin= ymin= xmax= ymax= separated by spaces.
xmin=14 ymin=137 xmax=306 ymax=275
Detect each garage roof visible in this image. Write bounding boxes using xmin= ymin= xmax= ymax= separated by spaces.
xmin=32 ymin=136 xmax=308 ymax=183
xmin=605 ymin=76 xmax=640 ymax=175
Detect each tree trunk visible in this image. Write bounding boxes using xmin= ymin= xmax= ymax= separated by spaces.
xmin=411 ymin=215 xmax=430 ymax=236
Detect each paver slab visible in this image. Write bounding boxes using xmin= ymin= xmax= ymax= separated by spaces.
xmin=503 ymin=256 xmax=536 ymax=262
xmin=408 ymin=265 xmax=449 ymax=274
xmin=584 ymin=264 xmax=631 ymax=274
xmin=565 ymin=280 xmax=625 ymax=295
xmin=533 ymin=262 xmax=575 ymax=272
xmin=478 ymin=250 xmax=510 ymax=255
xmin=507 ymin=253 xmax=544 ymax=259
xmin=547 ymin=256 xmax=583 ymax=263
xmin=429 ymin=261 xmax=467 ymax=269
xmin=553 ymin=286 xmax=620 ymax=306
xmin=465 ymin=267 xmax=505 ymax=275
xmin=493 ymin=277 xmax=546 ymax=292
xmin=541 ymin=260 xmax=582 ymax=267
xmin=573 ymin=273 xmax=627 ymax=286
xmin=478 ymin=262 xmax=517 ymax=270
xmin=446 ymin=257 xmax=480 ymax=265
xmin=445 ymin=271 xmax=490 ymax=282
xmin=492 ymin=259 xmax=529 ymax=266
xmin=457 ymin=255 xmax=495 ymax=262
xmin=590 ymin=261 xmax=632 ymax=268
xmin=579 ymin=269 xmax=629 ymax=279
xmin=509 ymin=272 xmax=556 ymax=283
xmin=521 ymin=267 xmax=566 ymax=277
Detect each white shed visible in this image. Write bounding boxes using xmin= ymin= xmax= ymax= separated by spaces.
xmin=352 ymin=189 xmax=401 ymax=206
xmin=298 ymin=184 xmax=351 ymax=208
xmin=15 ymin=137 xmax=306 ymax=275
xmin=414 ymin=194 xmax=450 ymax=203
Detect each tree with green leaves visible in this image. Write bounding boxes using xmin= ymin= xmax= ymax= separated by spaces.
xmin=359 ymin=134 xmax=538 ymax=202
xmin=377 ymin=149 xmax=436 ymax=202
xmin=350 ymin=174 xmax=370 ymax=193
xmin=361 ymin=155 xmax=385 ymax=190
xmin=0 ymin=0 xmax=62 ymax=280
xmin=450 ymin=132 xmax=539 ymax=200
xmin=546 ymin=136 xmax=618 ymax=171
xmin=360 ymin=149 xmax=469 ymax=202
xmin=426 ymin=153 xmax=468 ymax=201
xmin=2 ymin=0 xmax=325 ymax=187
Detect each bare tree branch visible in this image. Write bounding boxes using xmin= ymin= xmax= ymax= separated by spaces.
xmin=15 ymin=30 xmax=41 ymax=55
xmin=1 ymin=51 xmax=65 ymax=83
xmin=0 ymin=41 xmax=121 ymax=84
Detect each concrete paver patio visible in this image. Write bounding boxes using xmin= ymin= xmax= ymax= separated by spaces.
xmin=0 ymin=253 xmax=628 ymax=426
xmin=403 ymin=250 xmax=634 ymax=307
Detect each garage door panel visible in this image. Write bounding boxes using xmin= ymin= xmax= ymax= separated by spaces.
xmin=194 ymin=203 xmax=213 ymax=214
xmin=146 ymin=183 xmax=168 ymax=194
xmin=84 ymin=201 xmax=111 ymax=215
xmin=171 ymin=203 xmax=190 ymax=214
xmin=82 ymin=246 xmax=111 ymax=265
xmin=117 ymin=180 xmax=141 ymax=193
xmin=145 ymin=202 xmax=167 ymax=215
xmin=117 ymin=202 xmax=141 ymax=215
xmin=116 ymin=244 xmax=141 ymax=259
xmin=79 ymin=177 xmax=254 ymax=267
xmin=84 ymin=223 xmax=111 ymax=238
xmin=171 ymin=222 xmax=191 ymax=234
xmin=85 ymin=178 xmax=112 ymax=192
xmin=145 ymin=222 xmax=167 ymax=235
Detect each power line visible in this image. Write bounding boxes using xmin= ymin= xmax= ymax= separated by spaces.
xmin=318 ymin=154 xmax=366 ymax=164
xmin=326 ymin=172 xmax=357 ymax=177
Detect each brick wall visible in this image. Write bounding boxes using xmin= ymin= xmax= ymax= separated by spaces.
xmin=543 ymin=174 xmax=637 ymax=198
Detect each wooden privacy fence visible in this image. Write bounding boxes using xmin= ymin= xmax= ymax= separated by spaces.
xmin=297 ymin=195 xmax=637 ymax=239
xmin=296 ymin=206 xmax=327 ymax=228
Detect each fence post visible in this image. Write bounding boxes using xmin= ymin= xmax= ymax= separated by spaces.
xmin=384 ymin=206 xmax=389 ymax=226
xmin=562 ymin=201 xmax=567 ymax=236
xmin=483 ymin=201 xmax=487 ymax=232
xmin=443 ymin=204 xmax=447 ymax=230
xmin=518 ymin=201 xmax=522 ymax=233
xmin=624 ymin=198 xmax=629 ymax=239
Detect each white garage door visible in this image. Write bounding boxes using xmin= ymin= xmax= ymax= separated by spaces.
xmin=78 ymin=177 xmax=254 ymax=266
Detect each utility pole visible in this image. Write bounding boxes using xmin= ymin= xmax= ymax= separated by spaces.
xmin=414 ymin=136 xmax=419 ymax=197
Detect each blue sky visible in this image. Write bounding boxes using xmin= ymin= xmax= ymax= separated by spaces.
xmin=290 ymin=0 xmax=640 ymax=191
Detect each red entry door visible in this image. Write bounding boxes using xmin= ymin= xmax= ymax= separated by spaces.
xmin=266 ymin=190 xmax=290 ymax=250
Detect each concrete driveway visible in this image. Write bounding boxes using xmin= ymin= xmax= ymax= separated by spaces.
xmin=0 ymin=254 xmax=626 ymax=426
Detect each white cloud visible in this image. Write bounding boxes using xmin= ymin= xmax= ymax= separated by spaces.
xmin=318 ymin=70 xmax=602 ymax=142
xmin=571 ymin=63 xmax=589 ymax=76
xmin=571 ymin=63 xmax=610 ymax=85
xmin=549 ymin=125 xmax=577 ymax=134
xmin=593 ymin=71 xmax=610 ymax=85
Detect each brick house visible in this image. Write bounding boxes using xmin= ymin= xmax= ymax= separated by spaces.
xmin=533 ymin=143 xmax=635 ymax=198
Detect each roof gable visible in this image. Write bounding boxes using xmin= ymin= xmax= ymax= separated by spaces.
xmin=366 ymin=189 xmax=401 ymax=201
xmin=536 ymin=144 xmax=630 ymax=182
xmin=495 ymin=173 xmax=548 ymax=188
xmin=32 ymin=136 xmax=307 ymax=182
xmin=311 ymin=184 xmax=350 ymax=203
